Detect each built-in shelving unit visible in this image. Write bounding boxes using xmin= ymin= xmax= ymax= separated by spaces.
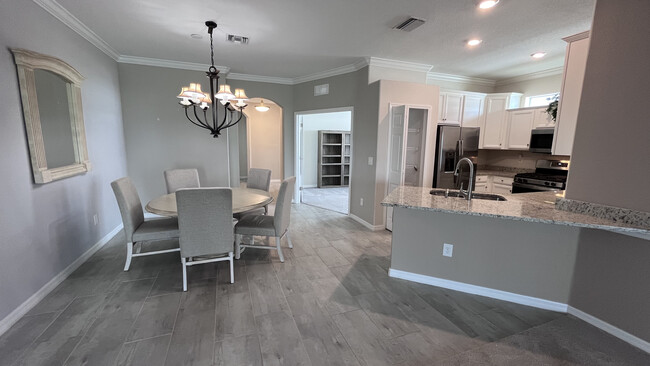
xmin=317 ymin=130 xmax=351 ymax=187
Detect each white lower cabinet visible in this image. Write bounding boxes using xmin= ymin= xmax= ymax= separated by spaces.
xmin=474 ymin=175 xmax=513 ymax=194
xmin=492 ymin=182 xmax=513 ymax=195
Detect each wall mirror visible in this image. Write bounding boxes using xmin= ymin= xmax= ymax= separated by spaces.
xmin=12 ymin=48 xmax=91 ymax=184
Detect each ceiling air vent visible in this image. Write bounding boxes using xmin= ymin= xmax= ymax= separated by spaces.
xmin=393 ymin=17 xmax=426 ymax=32
xmin=227 ymin=34 xmax=249 ymax=44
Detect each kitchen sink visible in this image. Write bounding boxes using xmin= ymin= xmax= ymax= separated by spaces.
xmin=430 ymin=189 xmax=507 ymax=201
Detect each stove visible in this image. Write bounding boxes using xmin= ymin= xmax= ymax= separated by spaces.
xmin=512 ymin=160 xmax=569 ymax=193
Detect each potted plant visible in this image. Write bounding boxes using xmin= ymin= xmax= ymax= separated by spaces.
xmin=546 ymin=94 xmax=560 ymax=121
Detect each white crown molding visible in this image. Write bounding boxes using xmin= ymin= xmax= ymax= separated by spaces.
xmin=563 ymin=30 xmax=590 ymax=43
xmin=367 ymin=57 xmax=433 ymax=73
xmin=495 ymin=67 xmax=564 ymax=87
xmin=292 ymin=58 xmax=368 ymax=85
xmin=33 ymin=0 xmax=120 ymax=60
xmin=227 ymin=73 xmax=293 ymax=85
xmin=117 ymin=55 xmax=230 ymax=73
xmin=426 ymin=71 xmax=496 ymax=87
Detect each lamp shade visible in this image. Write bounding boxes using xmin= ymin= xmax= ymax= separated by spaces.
xmin=234 ymin=88 xmax=248 ymax=100
xmin=215 ymin=84 xmax=235 ymax=101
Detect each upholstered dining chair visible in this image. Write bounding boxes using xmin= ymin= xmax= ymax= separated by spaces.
xmin=245 ymin=168 xmax=272 ymax=214
xmin=164 ymin=168 xmax=200 ymax=194
xmin=176 ymin=188 xmax=235 ymax=291
xmin=235 ymin=177 xmax=295 ymax=262
xmin=111 ymin=177 xmax=180 ymax=271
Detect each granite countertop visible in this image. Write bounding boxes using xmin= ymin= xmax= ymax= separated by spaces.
xmin=381 ymin=186 xmax=650 ymax=238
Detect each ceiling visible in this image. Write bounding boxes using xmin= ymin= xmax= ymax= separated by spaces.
xmin=52 ymin=0 xmax=596 ymax=81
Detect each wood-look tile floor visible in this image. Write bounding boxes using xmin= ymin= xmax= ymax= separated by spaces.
xmin=301 ymin=187 xmax=349 ymax=214
xmin=1 ymin=204 xmax=648 ymax=365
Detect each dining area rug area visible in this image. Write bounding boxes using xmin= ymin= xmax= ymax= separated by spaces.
xmin=0 ymin=203 xmax=648 ymax=365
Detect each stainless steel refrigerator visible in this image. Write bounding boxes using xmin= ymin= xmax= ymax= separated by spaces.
xmin=432 ymin=125 xmax=480 ymax=189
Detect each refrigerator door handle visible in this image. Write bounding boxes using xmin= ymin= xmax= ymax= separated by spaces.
xmin=458 ymin=139 xmax=464 ymax=157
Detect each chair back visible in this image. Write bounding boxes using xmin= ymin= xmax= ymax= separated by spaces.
xmin=273 ymin=177 xmax=296 ymax=235
xmin=111 ymin=177 xmax=144 ymax=242
xmin=176 ymin=188 xmax=234 ymax=258
xmin=247 ymin=168 xmax=271 ymax=192
xmin=164 ymin=169 xmax=200 ymax=193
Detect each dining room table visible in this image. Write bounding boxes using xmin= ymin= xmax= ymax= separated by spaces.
xmin=145 ymin=187 xmax=273 ymax=217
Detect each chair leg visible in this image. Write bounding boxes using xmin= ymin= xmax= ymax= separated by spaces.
xmin=275 ymin=237 xmax=284 ymax=262
xmin=124 ymin=242 xmax=133 ymax=271
xmin=181 ymin=257 xmax=188 ymax=292
xmin=235 ymin=234 xmax=241 ymax=259
xmin=264 ymin=205 xmax=268 ymax=215
xmin=286 ymin=232 xmax=293 ymax=249
xmin=229 ymin=252 xmax=234 ymax=284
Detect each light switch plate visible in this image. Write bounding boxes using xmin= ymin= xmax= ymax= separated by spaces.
xmin=368 ymin=157 xmax=374 ymax=166
xmin=443 ymin=243 xmax=453 ymax=257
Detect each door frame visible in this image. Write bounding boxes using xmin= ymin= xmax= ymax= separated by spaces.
xmin=384 ymin=103 xmax=434 ymax=229
xmin=294 ymin=106 xmax=354 ymax=209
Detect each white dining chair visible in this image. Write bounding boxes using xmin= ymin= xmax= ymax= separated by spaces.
xmin=111 ymin=177 xmax=180 ymax=271
xmin=235 ymin=177 xmax=295 ymax=262
xmin=176 ymin=187 xmax=235 ymax=291
xmin=164 ymin=168 xmax=200 ymax=194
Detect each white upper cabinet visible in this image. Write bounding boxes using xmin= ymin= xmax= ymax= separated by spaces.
xmin=480 ymin=93 xmax=522 ymax=149
xmin=438 ymin=92 xmax=464 ymax=124
xmin=505 ymin=109 xmax=535 ymax=150
xmin=553 ymin=31 xmax=590 ymax=156
xmin=533 ymin=107 xmax=554 ymax=128
xmin=461 ymin=94 xmax=484 ymax=128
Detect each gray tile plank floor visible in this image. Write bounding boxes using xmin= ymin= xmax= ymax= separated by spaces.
xmin=1 ymin=203 xmax=648 ymax=365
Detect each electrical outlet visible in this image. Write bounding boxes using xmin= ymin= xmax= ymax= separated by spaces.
xmin=360 ymin=198 xmax=364 ymax=206
xmin=93 ymin=214 xmax=98 ymax=226
xmin=443 ymin=243 xmax=454 ymax=257
xmin=368 ymin=157 xmax=374 ymax=166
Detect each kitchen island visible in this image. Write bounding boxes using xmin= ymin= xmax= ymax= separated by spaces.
xmin=380 ymin=187 xmax=650 ymax=311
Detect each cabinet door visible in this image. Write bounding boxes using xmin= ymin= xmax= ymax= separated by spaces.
xmin=553 ymin=36 xmax=589 ymax=156
xmin=462 ymin=95 xmax=484 ymax=128
xmin=492 ymin=182 xmax=512 ymax=194
xmin=533 ymin=107 xmax=553 ymax=128
xmin=481 ymin=96 xmax=508 ymax=149
xmin=474 ymin=182 xmax=489 ymax=193
xmin=506 ymin=110 xmax=535 ymax=150
xmin=443 ymin=93 xmax=464 ymax=124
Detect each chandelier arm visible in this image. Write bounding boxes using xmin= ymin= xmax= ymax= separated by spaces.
xmin=222 ymin=109 xmax=244 ymax=129
xmin=192 ymin=106 xmax=212 ymax=129
xmin=185 ymin=107 xmax=211 ymax=130
xmin=217 ymin=105 xmax=230 ymax=130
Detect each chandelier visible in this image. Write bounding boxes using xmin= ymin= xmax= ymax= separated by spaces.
xmin=176 ymin=21 xmax=247 ymax=138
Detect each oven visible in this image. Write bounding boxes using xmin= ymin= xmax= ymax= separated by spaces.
xmin=511 ymin=182 xmax=562 ymax=194
xmin=511 ymin=159 xmax=569 ymax=194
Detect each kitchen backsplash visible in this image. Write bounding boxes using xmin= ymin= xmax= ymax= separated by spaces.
xmin=477 ymin=149 xmax=570 ymax=170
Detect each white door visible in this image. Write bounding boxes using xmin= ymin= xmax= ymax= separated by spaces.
xmin=506 ymin=109 xmax=535 ymax=150
xmin=386 ymin=105 xmax=407 ymax=231
xmin=404 ymin=109 xmax=427 ymax=187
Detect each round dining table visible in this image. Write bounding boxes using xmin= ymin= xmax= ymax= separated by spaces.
xmin=145 ymin=187 xmax=273 ymax=217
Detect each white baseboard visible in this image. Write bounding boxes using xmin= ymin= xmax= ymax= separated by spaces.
xmin=567 ymin=306 xmax=650 ymax=354
xmin=349 ymin=214 xmax=385 ymax=231
xmin=0 ymin=224 xmax=123 ymax=337
xmin=388 ymin=268 xmax=568 ymax=312
xmin=302 ymin=184 xmax=317 ymax=189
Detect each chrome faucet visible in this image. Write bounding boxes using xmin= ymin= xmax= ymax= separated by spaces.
xmin=454 ymin=157 xmax=474 ymax=200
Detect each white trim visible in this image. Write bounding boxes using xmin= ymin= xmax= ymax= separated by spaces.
xmin=567 ymin=306 xmax=650 ymax=354
xmin=349 ymin=214 xmax=384 ymax=231
xmin=367 ymin=57 xmax=433 ymax=73
xmin=388 ymin=268 xmax=568 ymax=312
xmin=271 ymin=179 xmax=282 ymax=183
xmin=227 ymin=73 xmax=293 ymax=85
xmin=427 ymin=72 xmax=496 ymax=87
xmin=563 ymin=30 xmax=591 ymax=43
xmin=302 ymin=184 xmax=318 ymax=189
xmin=0 ymin=224 xmax=123 ymax=337
xmin=293 ymin=59 xmax=367 ymax=84
xmin=118 ymin=55 xmax=230 ymax=73
xmin=33 ymin=0 xmax=120 ymax=60
xmin=495 ymin=67 xmax=564 ymax=87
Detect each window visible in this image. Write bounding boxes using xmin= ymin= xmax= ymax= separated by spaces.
xmin=525 ymin=93 xmax=559 ymax=107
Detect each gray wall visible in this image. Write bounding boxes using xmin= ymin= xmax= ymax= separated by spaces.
xmin=391 ymin=208 xmax=580 ymax=303
xmin=0 ymin=1 xmax=127 ymax=321
xmin=565 ymin=0 xmax=650 ymax=212
xmin=118 ymin=64 xmax=234 ymax=203
xmin=569 ymin=229 xmax=650 ymax=342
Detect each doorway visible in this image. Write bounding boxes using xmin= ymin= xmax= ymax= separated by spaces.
xmin=295 ymin=108 xmax=353 ymax=214
xmin=385 ymin=104 xmax=433 ymax=230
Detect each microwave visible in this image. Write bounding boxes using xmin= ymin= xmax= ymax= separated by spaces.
xmin=529 ymin=127 xmax=554 ymax=154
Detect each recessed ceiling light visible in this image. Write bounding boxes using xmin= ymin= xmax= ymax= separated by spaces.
xmin=478 ymin=0 xmax=499 ymax=9
xmin=467 ymin=39 xmax=483 ymax=46
xmin=190 ymin=34 xmax=203 ymax=39
xmin=531 ymin=52 xmax=547 ymax=59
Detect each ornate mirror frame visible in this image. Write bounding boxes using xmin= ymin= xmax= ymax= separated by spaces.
xmin=12 ymin=48 xmax=91 ymax=184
